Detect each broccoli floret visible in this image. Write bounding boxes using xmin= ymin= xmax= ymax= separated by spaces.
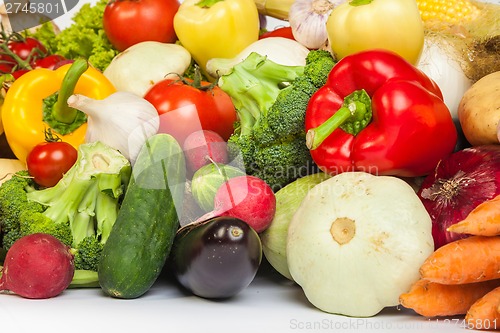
xmin=0 ymin=171 xmax=36 ymax=226
xmin=0 ymin=171 xmax=41 ymax=248
xmin=1 ymin=228 xmax=21 ymax=251
xmin=303 ymin=49 xmax=337 ymax=89
xmin=72 ymin=236 xmax=103 ymax=272
xmin=0 ymin=141 xmax=131 ymax=287
xmin=220 ymin=50 xmax=335 ymax=190
xmin=266 ymin=76 xmax=317 ymax=140
xmin=227 ymin=131 xmax=257 ymax=173
xmin=19 ymin=210 xmax=73 ymax=247
xmin=253 ymin=136 xmax=315 ymax=190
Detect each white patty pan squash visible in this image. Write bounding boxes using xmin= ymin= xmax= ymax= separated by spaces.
xmin=287 ymin=172 xmax=434 ymax=317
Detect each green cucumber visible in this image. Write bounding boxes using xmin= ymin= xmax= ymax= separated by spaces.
xmin=98 ymin=134 xmax=186 ymax=299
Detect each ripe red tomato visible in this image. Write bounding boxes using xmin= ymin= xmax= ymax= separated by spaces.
xmin=0 ymin=63 xmax=14 ymax=74
xmin=11 ymin=69 xmax=29 ymax=79
xmin=8 ymin=37 xmax=47 ymax=60
xmin=31 ymin=54 xmax=67 ymax=70
xmin=103 ymin=0 xmax=180 ymax=52
xmin=259 ymin=27 xmax=295 ymax=40
xmin=144 ymin=79 xmax=237 ymax=145
xmin=0 ymin=54 xmax=16 ymax=72
xmin=27 ymin=141 xmax=78 ymax=188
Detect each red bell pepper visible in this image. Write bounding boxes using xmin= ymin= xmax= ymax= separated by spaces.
xmin=304 ymin=49 xmax=457 ymax=177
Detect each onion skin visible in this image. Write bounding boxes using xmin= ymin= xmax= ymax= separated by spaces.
xmin=418 ymin=145 xmax=500 ymax=249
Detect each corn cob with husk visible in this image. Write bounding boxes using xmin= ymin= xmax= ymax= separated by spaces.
xmin=416 ymin=0 xmax=500 ymax=82
xmin=416 ymin=0 xmax=481 ymax=27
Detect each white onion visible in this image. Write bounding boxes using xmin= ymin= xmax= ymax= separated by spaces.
xmin=417 ymin=36 xmax=473 ymax=121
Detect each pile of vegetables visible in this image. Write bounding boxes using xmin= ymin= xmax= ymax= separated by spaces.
xmin=0 ymin=0 xmax=499 ymax=330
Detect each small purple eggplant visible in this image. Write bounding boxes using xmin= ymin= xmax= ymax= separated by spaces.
xmin=171 ymin=216 xmax=262 ymax=299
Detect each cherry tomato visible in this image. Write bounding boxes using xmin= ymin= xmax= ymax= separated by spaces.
xmin=8 ymin=37 xmax=47 ymax=60
xmin=27 ymin=141 xmax=78 ymax=188
xmin=259 ymin=27 xmax=295 ymax=40
xmin=0 ymin=62 xmax=14 ymax=74
xmin=144 ymin=79 xmax=237 ymax=145
xmin=0 ymin=54 xmax=16 ymax=70
xmin=103 ymin=0 xmax=180 ymax=52
xmin=11 ymin=69 xmax=29 ymax=79
xmin=31 ymin=54 xmax=67 ymax=70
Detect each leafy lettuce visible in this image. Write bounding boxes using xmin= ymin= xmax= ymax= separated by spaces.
xmin=32 ymin=0 xmax=118 ymax=71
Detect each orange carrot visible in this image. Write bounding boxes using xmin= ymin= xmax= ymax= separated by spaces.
xmin=466 ymin=286 xmax=500 ymax=330
xmin=419 ymin=236 xmax=500 ymax=284
xmin=399 ymin=279 xmax=500 ymax=317
xmin=448 ymin=195 xmax=500 ymax=236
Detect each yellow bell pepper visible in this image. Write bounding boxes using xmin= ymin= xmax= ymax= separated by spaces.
xmin=174 ymin=0 xmax=260 ymax=75
xmin=0 ymin=99 xmax=4 ymax=136
xmin=1 ymin=59 xmax=116 ymax=163
xmin=326 ymin=0 xmax=425 ymax=65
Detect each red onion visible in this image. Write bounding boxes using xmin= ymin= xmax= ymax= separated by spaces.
xmin=418 ymin=145 xmax=500 ymax=249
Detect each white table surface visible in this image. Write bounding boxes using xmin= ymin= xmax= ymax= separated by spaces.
xmin=0 ymin=260 xmax=476 ymax=333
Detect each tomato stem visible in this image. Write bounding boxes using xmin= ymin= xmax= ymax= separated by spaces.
xmin=176 ymin=64 xmax=217 ymax=92
xmin=195 ymin=0 xmax=224 ymax=8
xmin=0 ymin=27 xmax=47 ymax=71
xmin=44 ymin=128 xmax=62 ymax=143
xmin=349 ymin=0 xmax=374 ymax=6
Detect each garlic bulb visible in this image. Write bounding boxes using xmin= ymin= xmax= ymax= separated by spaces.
xmin=67 ymin=92 xmax=160 ymax=165
xmin=289 ymin=0 xmax=345 ymax=49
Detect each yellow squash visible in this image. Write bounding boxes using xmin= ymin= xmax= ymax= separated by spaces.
xmin=1 ymin=59 xmax=116 ymax=163
xmin=326 ymin=0 xmax=425 ymax=65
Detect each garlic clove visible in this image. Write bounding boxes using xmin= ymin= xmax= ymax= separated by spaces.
xmin=67 ymin=92 xmax=160 ymax=165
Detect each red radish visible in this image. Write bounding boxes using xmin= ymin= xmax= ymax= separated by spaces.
xmin=195 ymin=175 xmax=276 ymax=233
xmin=183 ymin=130 xmax=228 ymax=175
xmin=0 ymin=233 xmax=75 ymax=299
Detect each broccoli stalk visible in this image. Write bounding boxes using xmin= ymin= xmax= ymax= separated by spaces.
xmin=218 ymin=52 xmax=304 ymax=136
xmin=27 ymin=141 xmax=130 ymax=248
xmin=219 ymin=50 xmax=336 ymax=191
xmin=0 ymin=141 xmax=131 ymax=287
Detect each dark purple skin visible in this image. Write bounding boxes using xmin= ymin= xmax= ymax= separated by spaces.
xmin=171 ymin=216 xmax=262 ymax=299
